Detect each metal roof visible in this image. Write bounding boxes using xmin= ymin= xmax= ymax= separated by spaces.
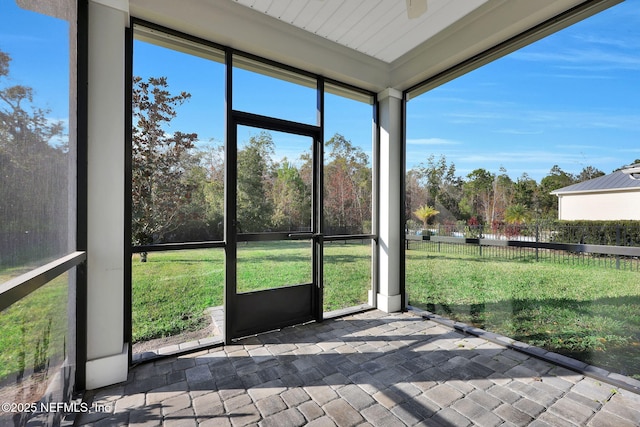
xmin=551 ymin=170 xmax=640 ymax=195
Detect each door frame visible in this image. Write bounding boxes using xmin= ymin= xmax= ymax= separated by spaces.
xmin=225 ymin=110 xmax=324 ymax=341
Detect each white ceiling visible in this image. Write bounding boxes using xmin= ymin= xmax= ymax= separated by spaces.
xmin=129 ymin=0 xmax=620 ymax=93
xmin=230 ymin=0 xmax=487 ymax=63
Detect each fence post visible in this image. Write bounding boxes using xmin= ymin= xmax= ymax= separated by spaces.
xmin=404 ymin=225 xmax=409 ymax=251
xmin=535 ymin=224 xmax=539 ymax=262
xmin=616 ymin=224 xmax=621 ymax=270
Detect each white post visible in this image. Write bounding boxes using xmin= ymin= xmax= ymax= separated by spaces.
xmin=85 ymin=0 xmax=129 ymax=390
xmin=376 ymin=88 xmax=404 ymax=313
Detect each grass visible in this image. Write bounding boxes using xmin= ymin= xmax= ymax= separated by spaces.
xmin=324 ymin=240 xmax=372 ymax=310
xmin=132 ymin=240 xmax=372 ymax=343
xmin=0 ymin=274 xmax=68 ymax=383
xmin=237 ymin=241 xmax=312 ymax=292
xmin=132 ymin=249 xmax=225 ymax=342
xmin=406 ymin=250 xmax=640 ymax=379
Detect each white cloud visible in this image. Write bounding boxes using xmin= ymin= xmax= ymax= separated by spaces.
xmin=442 ymin=107 xmax=640 ymax=132
xmin=570 ymin=34 xmax=636 ymax=50
xmin=494 ymin=129 xmax=543 ymax=135
xmin=444 ymin=112 xmax=509 ymax=124
xmin=457 ymin=150 xmax=616 ymax=166
xmin=511 ymin=48 xmax=640 ymax=71
xmin=530 ymin=73 xmax=613 ymax=80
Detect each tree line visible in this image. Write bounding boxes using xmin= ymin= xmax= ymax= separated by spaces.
xmin=405 ymin=155 xmax=636 ymax=230
xmin=131 ymin=76 xmax=372 ymax=247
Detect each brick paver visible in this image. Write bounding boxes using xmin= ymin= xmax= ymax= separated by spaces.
xmin=75 ymin=310 xmax=640 ymax=426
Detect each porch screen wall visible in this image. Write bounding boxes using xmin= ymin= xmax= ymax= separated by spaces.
xmin=129 ymin=24 xmax=378 ymax=347
xmin=0 ymin=0 xmax=80 ymax=423
xmin=130 ymin=26 xmax=226 ymax=355
xmin=323 ymin=84 xmax=376 ymax=312
xmin=403 ymin=0 xmax=640 ymax=381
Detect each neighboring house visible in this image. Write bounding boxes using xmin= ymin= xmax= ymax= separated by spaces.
xmin=551 ymin=168 xmax=640 ymax=220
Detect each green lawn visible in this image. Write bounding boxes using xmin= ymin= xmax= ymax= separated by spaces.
xmin=0 ymin=274 xmax=68 ymax=382
xmin=132 ymin=248 xmax=225 ymax=343
xmin=324 ymin=240 xmax=372 ymax=310
xmin=132 ymin=240 xmax=372 ymax=342
xmin=406 ymin=250 xmax=640 ymax=379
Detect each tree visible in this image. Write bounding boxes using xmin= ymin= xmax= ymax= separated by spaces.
xmin=539 ymin=165 xmax=575 ymax=218
xmin=166 ymin=151 xmax=212 ymax=241
xmin=576 ymin=165 xmax=604 ymax=182
xmin=201 ymin=144 xmax=225 ymax=240
xmin=324 ymin=133 xmax=372 ymax=234
xmin=417 ymin=155 xmax=447 ymax=204
xmin=414 ymin=155 xmax=463 ymax=219
xmin=413 ymin=205 xmax=439 ymax=228
xmin=270 ymin=160 xmax=311 ymax=231
xmin=405 ymin=169 xmax=428 ymax=228
xmin=0 ymin=49 xmax=68 ymax=266
xmin=461 ymin=168 xmax=495 ymax=222
xmin=460 ymin=167 xmax=514 ymax=224
xmin=513 ymin=173 xmax=539 ymax=212
xmin=237 ymin=131 xmax=275 ymax=232
xmin=492 ymin=167 xmax=514 ymax=223
xmin=131 ymin=76 xmax=200 ymax=257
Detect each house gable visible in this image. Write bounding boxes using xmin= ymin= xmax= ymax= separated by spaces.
xmin=552 ymin=170 xmax=640 ymax=220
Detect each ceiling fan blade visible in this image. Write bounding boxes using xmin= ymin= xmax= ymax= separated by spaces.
xmin=406 ymin=0 xmax=428 ymax=19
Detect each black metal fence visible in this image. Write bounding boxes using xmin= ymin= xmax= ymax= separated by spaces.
xmin=406 ymin=223 xmax=640 ymax=271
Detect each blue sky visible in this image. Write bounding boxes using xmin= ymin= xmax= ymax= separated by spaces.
xmin=0 ymin=3 xmax=69 ymax=136
xmin=2 ymin=1 xmax=639 ymax=182
xmin=131 ymin=40 xmax=374 ymax=166
xmin=406 ymin=1 xmax=640 ymax=181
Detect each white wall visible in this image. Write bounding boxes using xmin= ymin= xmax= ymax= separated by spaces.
xmin=558 ymin=190 xmax=640 ymax=220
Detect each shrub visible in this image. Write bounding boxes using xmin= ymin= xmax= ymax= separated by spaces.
xmin=550 ymin=220 xmax=640 ymax=246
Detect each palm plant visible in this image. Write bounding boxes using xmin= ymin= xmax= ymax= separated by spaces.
xmin=413 ymin=205 xmax=439 ymax=228
xmin=504 ymin=203 xmax=529 ymax=224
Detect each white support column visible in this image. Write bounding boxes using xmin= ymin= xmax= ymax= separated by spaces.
xmin=85 ymin=0 xmax=129 ymax=390
xmin=376 ymin=88 xmax=404 ymax=313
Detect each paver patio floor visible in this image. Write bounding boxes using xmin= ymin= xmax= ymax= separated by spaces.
xmin=74 ymin=310 xmax=640 ymax=426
